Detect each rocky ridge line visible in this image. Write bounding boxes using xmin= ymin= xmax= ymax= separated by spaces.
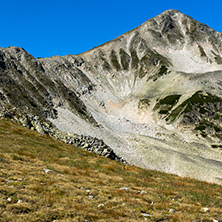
xmin=0 ymin=107 xmax=127 ymax=164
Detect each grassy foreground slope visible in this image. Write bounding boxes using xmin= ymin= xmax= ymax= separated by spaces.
xmin=0 ymin=120 xmax=222 ymax=222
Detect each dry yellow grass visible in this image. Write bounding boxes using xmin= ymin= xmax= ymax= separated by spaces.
xmin=0 ymin=119 xmax=222 ymax=221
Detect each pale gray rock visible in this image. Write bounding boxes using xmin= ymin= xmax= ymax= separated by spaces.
xmin=141 ymin=213 xmax=151 ymax=217
xmin=7 ymin=197 xmax=12 ymax=202
xmin=201 ymin=207 xmax=210 ymax=213
xmin=43 ymin=168 xmax=55 ymax=174
xmin=1 ymin=10 xmax=222 ymax=184
xmin=119 ymin=187 xmax=129 ymax=191
xmin=169 ymin=209 xmax=175 ymax=214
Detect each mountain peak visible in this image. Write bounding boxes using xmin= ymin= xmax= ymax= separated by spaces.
xmin=153 ymin=9 xmax=183 ymax=21
xmin=1 ymin=10 xmax=222 ymax=185
xmin=160 ymin=9 xmax=182 ymax=15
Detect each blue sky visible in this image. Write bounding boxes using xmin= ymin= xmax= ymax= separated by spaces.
xmin=1 ymin=0 xmax=222 ymax=58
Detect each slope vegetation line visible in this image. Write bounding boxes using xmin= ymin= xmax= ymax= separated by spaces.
xmin=0 ymin=120 xmax=222 ymax=221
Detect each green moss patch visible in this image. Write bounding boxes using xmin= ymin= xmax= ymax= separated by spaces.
xmin=154 ymin=94 xmax=181 ymax=116
xmin=159 ymin=95 xmax=181 ymax=105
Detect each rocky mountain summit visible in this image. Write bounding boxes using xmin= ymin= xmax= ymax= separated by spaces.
xmin=1 ymin=9 xmax=222 ymax=184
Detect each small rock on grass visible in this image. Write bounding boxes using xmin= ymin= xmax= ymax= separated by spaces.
xmin=43 ymin=168 xmax=56 ymax=174
xmin=141 ymin=213 xmax=151 ymax=217
xmin=169 ymin=209 xmax=175 ymax=213
xmin=201 ymin=207 xmax=209 ymax=212
xmin=119 ymin=187 xmax=129 ymax=190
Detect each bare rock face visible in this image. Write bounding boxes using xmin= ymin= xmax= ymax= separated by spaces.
xmin=1 ymin=10 xmax=222 ymax=184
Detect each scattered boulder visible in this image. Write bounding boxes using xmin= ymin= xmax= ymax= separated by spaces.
xmin=0 ymin=107 xmax=127 ymax=164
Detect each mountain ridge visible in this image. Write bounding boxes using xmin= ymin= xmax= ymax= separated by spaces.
xmin=78 ymin=9 xmax=221 ymax=57
xmin=1 ymin=10 xmax=222 ymax=184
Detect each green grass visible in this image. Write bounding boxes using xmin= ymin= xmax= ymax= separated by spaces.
xmin=0 ymin=119 xmax=222 ymax=221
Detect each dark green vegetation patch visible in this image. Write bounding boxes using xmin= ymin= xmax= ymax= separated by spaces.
xmin=154 ymin=94 xmax=181 ymax=116
xmin=119 ymin=49 xmax=130 ymax=70
xmin=165 ymin=91 xmax=222 ymax=122
xmin=194 ymin=119 xmax=222 ymax=140
xmin=211 ymin=50 xmax=222 ymax=64
xmin=130 ymin=49 xmax=139 ymax=70
xmin=153 ymin=65 xmax=168 ymax=81
xmin=198 ymin=45 xmax=207 ymax=58
xmin=138 ymin=98 xmax=150 ymax=110
xmin=211 ymin=144 xmax=222 ymax=148
xmin=110 ymin=50 xmax=121 ymax=71
xmin=157 ymin=91 xmax=222 ymax=140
